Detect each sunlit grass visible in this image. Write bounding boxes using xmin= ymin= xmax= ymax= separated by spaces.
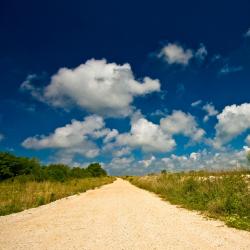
xmin=125 ymin=170 xmax=250 ymax=231
xmin=0 ymin=177 xmax=115 ymax=216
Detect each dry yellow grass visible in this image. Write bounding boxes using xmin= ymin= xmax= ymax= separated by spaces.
xmin=0 ymin=177 xmax=115 ymax=215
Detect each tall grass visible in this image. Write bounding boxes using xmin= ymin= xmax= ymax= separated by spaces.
xmin=0 ymin=176 xmax=115 ymax=216
xmin=125 ymin=170 xmax=250 ymax=231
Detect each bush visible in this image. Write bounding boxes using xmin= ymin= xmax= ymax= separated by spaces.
xmin=86 ymin=163 xmax=107 ymax=177
xmin=0 ymin=152 xmax=40 ymax=180
xmin=0 ymin=152 xmax=108 ymax=182
xmin=45 ymin=164 xmax=70 ymax=182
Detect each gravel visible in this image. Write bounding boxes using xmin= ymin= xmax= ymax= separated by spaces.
xmin=0 ymin=178 xmax=250 ymax=250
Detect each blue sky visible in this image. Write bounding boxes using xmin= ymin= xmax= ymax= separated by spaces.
xmin=1 ymin=0 xmax=250 ymax=175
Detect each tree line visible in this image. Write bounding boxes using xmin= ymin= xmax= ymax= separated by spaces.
xmin=0 ymin=152 xmax=107 ymax=182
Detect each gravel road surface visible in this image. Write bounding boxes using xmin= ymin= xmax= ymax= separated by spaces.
xmin=0 ymin=178 xmax=250 ymax=250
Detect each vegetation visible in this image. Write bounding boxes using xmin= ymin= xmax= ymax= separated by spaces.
xmin=125 ymin=169 xmax=250 ymax=231
xmin=0 ymin=152 xmax=115 ymax=216
xmin=0 ymin=177 xmax=115 ymax=216
xmin=0 ymin=152 xmax=107 ymax=181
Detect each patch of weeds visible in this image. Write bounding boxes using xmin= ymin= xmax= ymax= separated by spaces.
xmin=36 ymin=196 xmax=45 ymax=206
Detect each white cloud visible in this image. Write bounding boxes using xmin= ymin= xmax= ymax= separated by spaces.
xmin=160 ymin=110 xmax=205 ymax=142
xmin=106 ymin=145 xmax=250 ymax=175
xmin=103 ymin=129 xmax=119 ymax=143
xmin=139 ymin=156 xmax=156 ymax=168
xmin=158 ymin=43 xmax=207 ymax=65
xmin=106 ymin=148 xmax=249 ymax=175
xmin=159 ymin=43 xmax=193 ymax=65
xmin=243 ymin=145 xmax=250 ymax=152
xmin=219 ymin=64 xmax=243 ymax=75
xmin=191 ymin=100 xmax=202 ymax=107
xmin=244 ymin=28 xmax=250 ymax=38
xmin=105 ymin=156 xmax=136 ymax=175
xmin=116 ymin=117 xmax=176 ymax=152
xmin=149 ymin=148 xmax=248 ymax=174
xmin=190 ymin=152 xmax=200 ymax=161
xmin=22 ymin=115 xmax=110 ymax=159
xmin=202 ymin=103 xmax=218 ymax=122
xmin=245 ymin=135 xmax=250 ymax=146
xmin=112 ymin=147 xmax=131 ymax=157
xmin=22 ymin=59 xmax=160 ymax=117
xmin=160 ymin=149 xmax=248 ymax=172
xmin=213 ymin=103 xmax=250 ymax=147
xmin=107 ymin=110 xmax=204 ymax=154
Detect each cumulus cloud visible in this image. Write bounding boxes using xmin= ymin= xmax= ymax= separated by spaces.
xmin=22 ymin=59 xmax=160 ymax=117
xmin=139 ymin=155 xmax=156 ymax=168
xmin=103 ymin=129 xmax=119 ymax=143
xmin=213 ymin=103 xmax=250 ymax=147
xmin=112 ymin=147 xmax=131 ymax=157
xmin=159 ymin=43 xmax=193 ymax=65
xmin=105 ymin=155 xmax=159 ymax=175
xmin=160 ymin=148 xmax=248 ymax=172
xmin=105 ymin=156 xmax=136 ymax=175
xmin=22 ymin=115 xmax=111 ymax=159
xmin=116 ymin=117 xmax=176 ymax=152
xmin=243 ymin=145 xmax=250 ymax=153
xmin=160 ymin=110 xmax=205 ymax=142
xmin=106 ymin=110 xmax=205 ymax=154
xmin=190 ymin=152 xmax=200 ymax=161
xmin=106 ymin=147 xmax=249 ymax=175
xmin=158 ymin=43 xmax=207 ymax=65
xmin=202 ymin=103 xmax=218 ymax=122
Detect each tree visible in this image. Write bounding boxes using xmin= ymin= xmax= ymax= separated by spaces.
xmin=70 ymin=167 xmax=90 ymax=178
xmin=45 ymin=164 xmax=70 ymax=182
xmin=86 ymin=163 xmax=107 ymax=177
xmin=0 ymin=151 xmax=108 ymax=181
xmin=0 ymin=152 xmax=40 ymax=180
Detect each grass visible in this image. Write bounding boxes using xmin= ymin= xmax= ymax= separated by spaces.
xmin=0 ymin=176 xmax=115 ymax=216
xmin=125 ymin=170 xmax=250 ymax=231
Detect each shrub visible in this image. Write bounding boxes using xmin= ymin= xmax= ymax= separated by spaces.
xmin=0 ymin=152 xmax=40 ymax=180
xmin=86 ymin=163 xmax=107 ymax=177
xmin=0 ymin=152 xmax=108 ymax=182
xmin=45 ymin=164 xmax=70 ymax=182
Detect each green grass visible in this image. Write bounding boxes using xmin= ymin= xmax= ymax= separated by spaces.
xmin=0 ymin=176 xmax=115 ymax=216
xmin=125 ymin=170 xmax=250 ymax=231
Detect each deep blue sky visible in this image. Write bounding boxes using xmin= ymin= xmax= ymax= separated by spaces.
xmin=1 ymin=0 xmax=250 ymax=174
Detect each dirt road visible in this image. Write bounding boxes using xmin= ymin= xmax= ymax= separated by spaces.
xmin=0 ymin=178 xmax=249 ymax=250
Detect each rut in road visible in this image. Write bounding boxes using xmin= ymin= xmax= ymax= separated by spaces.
xmin=0 ymin=178 xmax=250 ymax=250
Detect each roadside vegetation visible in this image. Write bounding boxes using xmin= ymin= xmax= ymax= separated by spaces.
xmin=125 ymin=169 xmax=250 ymax=231
xmin=0 ymin=152 xmax=115 ymax=216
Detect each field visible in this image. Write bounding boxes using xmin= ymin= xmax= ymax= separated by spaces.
xmin=125 ymin=170 xmax=250 ymax=231
xmin=0 ymin=176 xmax=115 ymax=216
